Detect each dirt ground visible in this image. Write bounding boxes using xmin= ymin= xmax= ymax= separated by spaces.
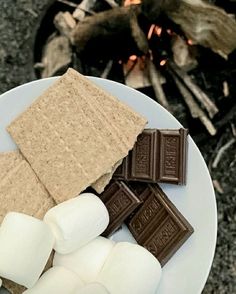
xmin=0 ymin=1 xmax=236 ymax=293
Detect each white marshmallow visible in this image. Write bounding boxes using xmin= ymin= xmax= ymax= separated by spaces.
xmin=23 ymin=266 xmax=84 ymax=294
xmin=76 ymin=283 xmax=109 ymax=294
xmin=96 ymin=242 xmax=162 ymax=294
xmin=53 ymin=237 xmax=114 ymax=283
xmin=44 ymin=193 xmax=109 ymax=254
xmin=0 ymin=212 xmax=54 ymax=288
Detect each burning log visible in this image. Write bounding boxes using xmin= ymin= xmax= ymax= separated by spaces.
xmin=171 ymin=35 xmax=197 ymax=71
xmin=123 ymin=56 xmax=152 ymax=89
xmin=170 ymin=72 xmax=217 ymax=136
xmin=37 ymin=34 xmax=72 ymax=78
xmin=70 ymin=5 xmax=144 ymax=60
xmin=73 ymin=0 xmax=97 ymax=21
xmin=130 ymin=8 xmax=149 ymax=54
xmin=70 ymin=0 xmax=179 ymax=59
xmin=141 ymin=0 xmax=180 ymax=22
xmin=142 ymin=0 xmax=236 ymax=57
xmin=54 ymin=11 xmax=76 ymax=38
xmin=70 ymin=0 xmax=236 ymax=61
xmin=148 ymin=59 xmax=171 ymax=111
xmin=212 ymin=138 xmax=236 ymax=168
xmin=167 ymin=60 xmax=219 ymax=118
xmin=101 ymin=60 xmax=114 ymax=79
xmin=104 ymin=0 xmax=119 ymax=8
xmin=167 ymin=0 xmax=236 ymax=57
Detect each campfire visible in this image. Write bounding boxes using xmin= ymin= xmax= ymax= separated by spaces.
xmin=34 ymin=0 xmax=236 ymax=139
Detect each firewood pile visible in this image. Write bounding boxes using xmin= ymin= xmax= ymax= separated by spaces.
xmin=34 ymin=0 xmax=236 ymax=137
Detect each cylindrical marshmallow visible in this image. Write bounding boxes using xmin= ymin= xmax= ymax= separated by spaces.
xmin=53 ymin=237 xmax=115 ymax=283
xmin=96 ymin=242 xmax=162 ymax=294
xmin=44 ymin=193 xmax=109 ymax=254
xmin=76 ymin=283 xmax=109 ymax=294
xmin=22 ymin=266 xmax=84 ymax=294
xmin=0 ymin=212 xmax=54 ymax=288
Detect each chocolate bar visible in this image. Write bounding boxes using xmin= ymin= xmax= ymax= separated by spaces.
xmin=114 ymin=128 xmax=188 ymax=185
xmin=99 ymin=181 xmax=141 ymax=237
xmin=126 ymin=181 xmax=151 ymax=202
xmin=127 ymin=184 xmax=193 ymax=266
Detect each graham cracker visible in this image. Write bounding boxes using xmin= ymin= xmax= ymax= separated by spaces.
xmin=92 ymin=160 xmax=122 ymax=193
xmin=68 ymin=69 xmax=147 ymax=148
xmin=43 ymin=250 xmax=54 ymax=273
xmin=0 ymin=150 xmax=23 ymax=180
xmin=2 ymin=279 xmax=26 ymax=294
xmin=7 ymin=68 xmax=147 ymax=203
xmin=0 ymin=159 xmax=55 ymax=223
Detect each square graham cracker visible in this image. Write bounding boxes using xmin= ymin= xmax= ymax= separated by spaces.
xmin=0 ymin=150 xmax=23 ymax=180
xmin=0 ymin=158 xmax=55 ymax=223
xmin=2 ymin=279 xmax=26 ymax=294
xmin=92 ymin=159 xmax=122 ymax=193
xmin=7 ymin=68 xmax=147 ymax=203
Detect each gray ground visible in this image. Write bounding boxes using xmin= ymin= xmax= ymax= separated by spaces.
xmin=0 ymin=1 xmax=235 ymax=293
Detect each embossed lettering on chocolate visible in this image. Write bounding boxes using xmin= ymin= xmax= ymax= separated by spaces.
xmin=114 ymin=128 xmax=188 ymax=185
xmin=128 ymin=184 xmax=194 ymax=266
xmin=99 ymin=181 xmax=141 ymax=237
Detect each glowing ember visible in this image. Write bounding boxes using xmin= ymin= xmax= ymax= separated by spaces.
xmin=160 ymin=59 xmax=167 ymax=66
xmin=148 ymin=24 xmax=156 ymax=40
xmin=148 ymin=25 xmax=163 ymax=40
xmin=187 ymin=39 xmax=193 ymax=45
xmin=167 ymin=29 xmax=173 ymax=35
xmin=124 ymin=0 xmax=141 ymax=6
xmin=129 ymin=55 xmax=138 ymax=61
xmin=155 ymin=26 xmax=162 ymax=37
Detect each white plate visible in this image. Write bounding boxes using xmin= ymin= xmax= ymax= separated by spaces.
xmin=0 ymin=77 xmax=217 ymax=294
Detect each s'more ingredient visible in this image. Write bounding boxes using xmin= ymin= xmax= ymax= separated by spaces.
xmin=54 ymin=237 xmax=115 ymax=283
xmin=0 ymin=212 xmax=54 ymax=288
xmin=114 ymin=128 xmax=188 ymax=185
xmin=76 ymin=283 xmax=110 ymax=294
xmin=99 ymin=181 xmax=141 ymax=237
xmin=0 ymin=150 xmax=23 ymax=180
xmin=3 ymin=250 xmax=55 ymax=293
xmin=22 ymin=266 xmax=84 ymax=294
xmin=96 ymin=242 xmax=162 ymax=294
xmin=2 ymin=279 xmax=26 ymax=294
xmin=92 ymin=160 xmax=122 ymax=194
xmin=127 ymin=184 xmax=194 ymax=266
xmin=0 ymin=155 xmax=55 ymax=223
xmin=7 ymin=68 xmax=147 ymax=203
xmin=44 ymin=193 xmax=109 ymax=254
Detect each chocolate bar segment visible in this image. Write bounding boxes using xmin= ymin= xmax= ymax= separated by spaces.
xmin=113 ymin=157 xmax=129 ymax=180
xmin=128 ymin=184 xmax=193 ymax=266
xmin=129 ymin=129 xmax=157 ymax=182
xmin=99 ymin=181 xmax=141 ymax=237
xmin=114 ymin=128 xmax=188 ymax=185
xmin=158 ymin=128 xmax=188 ymax=185
xmin=126 ymin=181 xmax=152 ymax=202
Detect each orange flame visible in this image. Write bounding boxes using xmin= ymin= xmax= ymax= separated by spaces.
xmin=129 ymin=55 xmax=138 ymax=61
xmin=155 ymin=26 xmax=162 ymax=37
xmin=148 ymin=25 xmax=156 ymax=40
xmin=160 ymin=60 xmax=167 ymax=66
xmin=148 ymin=25 xmax=162 ymax=40
xmin=124 ymin=0 xmax=141 ymax=6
